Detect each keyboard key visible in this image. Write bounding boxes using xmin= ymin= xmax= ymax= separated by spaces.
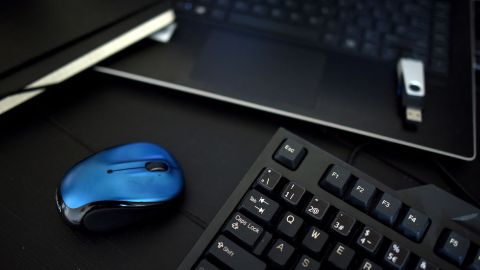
xmin=328 ymin=243 xmax=355 ymax=269
xmin=468 ymin=248 xmax=480 ymax=270
xmin=207 ymin=235 xmax=266 ymax=270
xmin=210 ymin=8 xmax=226 ymax=20
xmin=361 ymin=43 xmax=379 ymax=57
xmin=277 ymin=212 xmax=303 ymax=238
xmin=323 ymin=32 xmax=339 ymax=46
xmin=436 ymin=230 xmax=470 ymax=266
xmin=415 ymin=258 xmax=439 ymax=270
xmin=295 ymin=255 xmax=321 ymax=270
xmin=321 ymin=165 xmax=352 ymax=197
xmin=233 ymin=1 xmax=250 ymax=12
xmin=359 ymin=259 xmax=382 ymax=270
xmin=224 ymin=212 xmax=263 ymax=247
xmin=195 ymin=259 xmax=220 ymax=270
xmin=331 ymin=211 xmax=356 ymax=237
xmin=289 ymin=12 xmax=303 ymax=24
xmin=253 ymin=231 xmax=272 ymax=256
xmin=217 ymin=0 xmax=230 ymax=7
xmin=274 ymin=139 xmax=307 ymax=170
xmin=194 ymin=5 xmax=208 ymax=15
xmin=342 ymin=38 xmax=359 ymax=50
xmin=304 ymin=196 xmax=329 ymax=221
xmin=268 ymin=239 xmax=295 ymax=267
xmin=282 ymin=182 xmax=305 ymax=205
xmin=252 ymin=4 xmax=268 ymax=16
xmin=397 ymin=208 xmax=430 ymax=242
xmin=356 ymin=226 xmax=383 ymax=254
xmin=384 ymin=242 xmax=410 ymax=270
xmin=347 ymin=179 xmax=376 ymax=211
xmin=271 ymin=8 xmax=286 ymax=20
xmin=372 ymin=193 xmax=402 ymax=226
xmin=302 ymin=226 xmax=328 ymax=254
xmin=239 ymin=190 xmax=279 ymax=223
xmin=381 ymin=47 xmax=399 ymax=60
xmin=256 ymin=167 xmax=281 ymax=192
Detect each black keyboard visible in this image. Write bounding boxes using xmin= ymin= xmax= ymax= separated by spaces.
xmin=179 ymin=128 xmax=480 ymax=270
xmin=174 ymin=0 xmax=451 ymax=75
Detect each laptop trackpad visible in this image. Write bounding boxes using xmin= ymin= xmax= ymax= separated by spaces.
xmin=190 ymin=30 xmax=326 ymax=110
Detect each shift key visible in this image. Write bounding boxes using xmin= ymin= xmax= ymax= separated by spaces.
xmin=207 ymin=235 xmax=266 ymax=270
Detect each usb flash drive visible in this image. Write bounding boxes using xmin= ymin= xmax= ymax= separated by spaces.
xmin=397 ymin=58 xmax=425 ymax=127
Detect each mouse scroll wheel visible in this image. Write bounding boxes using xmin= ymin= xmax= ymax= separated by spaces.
xmin=145 ymin=162 xmax=169 ymax=172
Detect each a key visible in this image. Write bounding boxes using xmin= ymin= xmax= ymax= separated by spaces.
xmin=436 ymin=230 xmax=470 ymax=266
xmin=304 ymin=196 xmax=329 ymax=221
xmin=277 ymin=212 xmax=303 ymax=238
xmin=273 ymin=139 xmax=307 ymax=170
xmin=302 ymin=226 xmax=328 ymax=254
xmin=372 ymin=193 xmax=402 ymax=226
xmin=207 ymin=235 xmax=266 ymax=270
xmin=356 ymin=226 xmax=383 ymax=254
xmin=267 ymin=239 xmax=295 ymax=267
xmin=347 ymin=179 xmax=376 ymax=211
xmin=282 ymin=182 xmax=305 ymax=205
xmin=331 ymin=211 xmax=356 ymax=237
xmin=384 ymin=242 xmax=410 ymax=270
xmin=321 ymin=165 xmax=352 ymax=197
xmin=295 ymin=255 xmax=321 ymax=270
xmin=224 ymin=212 xmax=263 ymax=247
xmin=239 ymin=190 xmax=279 ymax=223
xmin=328 ymin=243 xmax=355 ymax=270
xmin=397 ymin=208 xmax=430 ymax=242
xmin=253 ymin=231 xmax=272 ymax=256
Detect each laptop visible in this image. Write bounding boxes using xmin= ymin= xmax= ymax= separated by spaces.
xmin=96 ymin=0 xmax=476 ymax=160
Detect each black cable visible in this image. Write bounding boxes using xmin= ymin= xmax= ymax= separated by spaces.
xmin=346 ymin=140 xmax=438 ymax=187
xmin=431 ymin=159 xmax=480 ymax=207
xmin=347 ymin=140 xmax=480 ymax=207
xmin=347 ymin=142 xmax=371 ymax=165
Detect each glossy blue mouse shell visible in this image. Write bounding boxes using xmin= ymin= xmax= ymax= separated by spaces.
xmin=59 ymin=142 xmax=184 ymax=209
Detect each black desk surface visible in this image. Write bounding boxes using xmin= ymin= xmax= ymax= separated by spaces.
xmin=1 ymin=72 xmax=479 ymax=269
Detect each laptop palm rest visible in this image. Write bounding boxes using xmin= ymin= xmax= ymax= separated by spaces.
xmin=190 ymin=31 xmax=325 ymax=111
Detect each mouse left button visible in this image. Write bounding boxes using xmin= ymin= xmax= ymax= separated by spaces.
xmin=146 ymin=161 xmax=169 ymax=171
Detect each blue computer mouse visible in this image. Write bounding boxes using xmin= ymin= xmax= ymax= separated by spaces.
xmin=56 ymin=142 xmax=184 ymax=231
